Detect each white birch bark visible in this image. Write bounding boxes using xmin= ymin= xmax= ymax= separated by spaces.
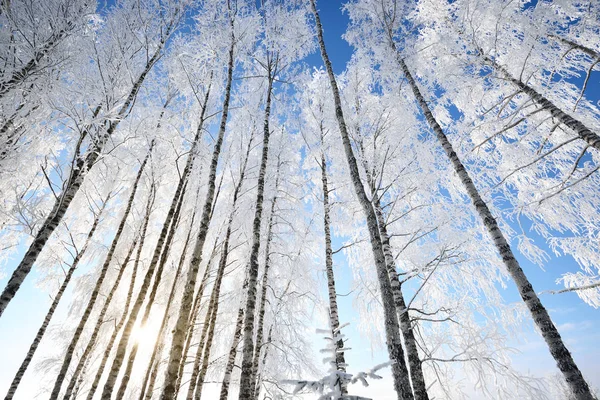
xmin=480 ymin=51 xmax=600 ymax=151
xmin=99 ymin=72 xmax=212 ymax=400
xmin=0 ymin=24 xmax=172 ymax=317
xmin=114 ymin=182 xmax=187 ymax=400
xmin=138 ymin=189 xmax=200 ymax=400
xmin=319 ymin=146 xmax=348 ymax=396
xmin=189 ymin=129 xmax=254 ymax=400
xmin=355 ymin=133 xmax=429 ymax=400
xmin=237 ymin=64 xmax=275 ymax=400
xmin=3 ymin=191 xmax=110 ymax=400
xmin=309 ymin=1 xmax=414 ymax=398
xmin=218 ymin=306 xmax=244 ymax=400
xmin=159 ymin=20 xmax=236 ymax=399
xmin=398 ymin=53 xmax=594 ymax=400
xmin=48 ymin=142 xmax=154 ymax=400
xmin=250 ymin=159 xmax=281 ymax=400
xmin=81 ymin=182 xmax=158 ymax=400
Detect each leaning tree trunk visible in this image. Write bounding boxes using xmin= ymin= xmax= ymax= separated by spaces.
xmin=159 ymin=24 xmax=235 ymax=400
xmin=189 ymin=124 xmax=255 ymax=400
xmin=354 ymin=131 xmax=429 ymax=400
xmin=62 ymin=230 xmax=140 ymax=400
xmin=66 ymin=129 xmax=164 ymax=399
xmin=397 ymin=52 xmax=594 ymax=400
xmin=138 ymin=185 xmax=201 ymax=400
xmin=49 ymin=142 xmax=154 ymax=400
xmin=0 ymin=25 xmax=171 ymax=317
xmin=250 ymin=159 xmax=281 ymax=400
xmin=0 ymin=21 xmax=77 ymax=99
xmin=253 ymin=324 xmax=273 ymax=398
xmin=218 ymin=306 xmax=244 ymax=400
xmin=175 ymin=249 xmax=215 ymax=398
xmin=3 ymin=191 xmax=111 ymax=400
xmin=187 ymin=276 xmax=218 ymax=400
xmin=479 ymin=52 xmax=600 ymax=151
xmin=114 ymin=182 xmax=187 ymax=400
xmin=100 ymin=74 xmax=212 ymax=400
xmin=237 ymin=66 xmax=275 ymax=400
xmin=310 ymin=1 xmax=414 ymax=399
xmin=548 ymin=35 xmax=600 ymax=61
xmin=174 ymin=230 xmax=222 ymax=398
xmin=319 ymin=147 xmax=348 ymax=396
xmin=82 ymin=183 xmax=157 ymax=400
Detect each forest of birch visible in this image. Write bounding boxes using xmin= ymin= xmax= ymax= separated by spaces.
xmin=0 ymin=0 xmax=599 ymax=399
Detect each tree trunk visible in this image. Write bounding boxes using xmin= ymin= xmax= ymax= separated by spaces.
xmin=0 ymin=22 xmax=76 ymax=99
xmin=237 ymin=65 xmax=275 ymax=400
xmin=253 ymin=324 xmax=273 ymax=398
xmin=99 ymin=70 xmax=212 ymax=400
xmin=49 ymin=142 xmax=154 ymax=400
xmin=187 ymin=279 xmax=217 ymax=400
xmin=0 ymin=26 xmax=171 ymax=316
xmin=374 ymin=196 xmax=428 ymax=400
xmin=398 ymin=54 xmax=594 ymax=400
xmin=61 ymin=228 xmax=141 ymax=400
xmin=114 ymin=182 xmax=187 ymax=400
xmin=481 ymin=53 xmax=600 ymax=151
xmin=319 ymin=147 xmax=348 ymax=396
xmin=138 ymin=186 xmax=201 ymax=400
xmin=3 ymin=191 xmax=110 ymax=400
xmin=309 ymin=2 xmax=414 ymax=399
xmin=82 ymin=182 xmax=157 ymax=400
xmin=548 ymin=35 xmax=600 ymax=60
xmin=219 ymin=307 xmax=244 ymax=400
xmin=159 ymin=22 xmax=235 ymax=399
xmin=175 ymin=256 xmax=212 ymax=398
xmin=189 ymin=125 xmax=255 ymax=400
xmin=353 ymin=130 xmax=429 ymax=400
xmin=250 ymin=159 xmax=281 ymax=400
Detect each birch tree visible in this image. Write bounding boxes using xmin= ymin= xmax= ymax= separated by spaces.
xmin=309 ymin=1 xmax=414 ymax=398
xmin=0 ymin=0 xmax=180 ymax=317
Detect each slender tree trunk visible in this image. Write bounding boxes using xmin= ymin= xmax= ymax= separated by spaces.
xmin=237 ymin=66 xmax=275 ymax=400
xmin=397 ymin=53 xmax=594 ymax=400
xmin=64 ymin=180 xmax=155 ymax=400
xmin=250 ymin=160 xmax=281 ymax=400
xmin=100 ymin=72 xmax=212 ymax=400
xmin=219 ymin=307 xmax=244 ymax=400
xmin=114 ymin=182 xmax=187 ymax=400
xmin=61 ymin=236 xmax=141 ymax=400
xmin=253 ymin=324 xmax=272 ymax=399
xmin=187 ymin=279 xmax=217 ymax=400
xmin=49 ymin=142 xmax=154 ymax=400
xmin=319 ymin=147 xmax=348 ymax=396
xmin=3 ymin=191 xmax=110 ymax=400
xmin=353 ymin=129 xmax=429 ymax=400
xmin=138 ymin=186 xmax=201 ymax=400
xmin=175 ymin=257 xmax=212 ymax=398
xmin=374 ymin=196 xmax=428 ymax=400
xmin=71 ymin=356 xmax=90 ymax=400
xmin=175 ymin=230 xmax=222 ymax=398
xmin=479 ymin=53 xmax=600 ymax=151
xmin=159 ymin=23 xmax=235 ymax=400
xmin=0 ymin=27 xmax=171 ymax=316
xmin=309 ymin=2 xmax=414 ymax=399
xmin=0 ymin=22 xmax=75 ymax=99
xmin=82 ymin=182 xmax=157 ymax=400
xmin=189 ymin=125 xmax=255 ymax=400
xmin=548 ymin=35 xmax=600 ymax=60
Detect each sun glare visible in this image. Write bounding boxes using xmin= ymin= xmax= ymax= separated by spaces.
xmin=130 ymin=317 xmax=161 ymax=350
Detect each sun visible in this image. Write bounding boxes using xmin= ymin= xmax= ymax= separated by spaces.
xmin=130 ymin=316 xmax=162 ymax=350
